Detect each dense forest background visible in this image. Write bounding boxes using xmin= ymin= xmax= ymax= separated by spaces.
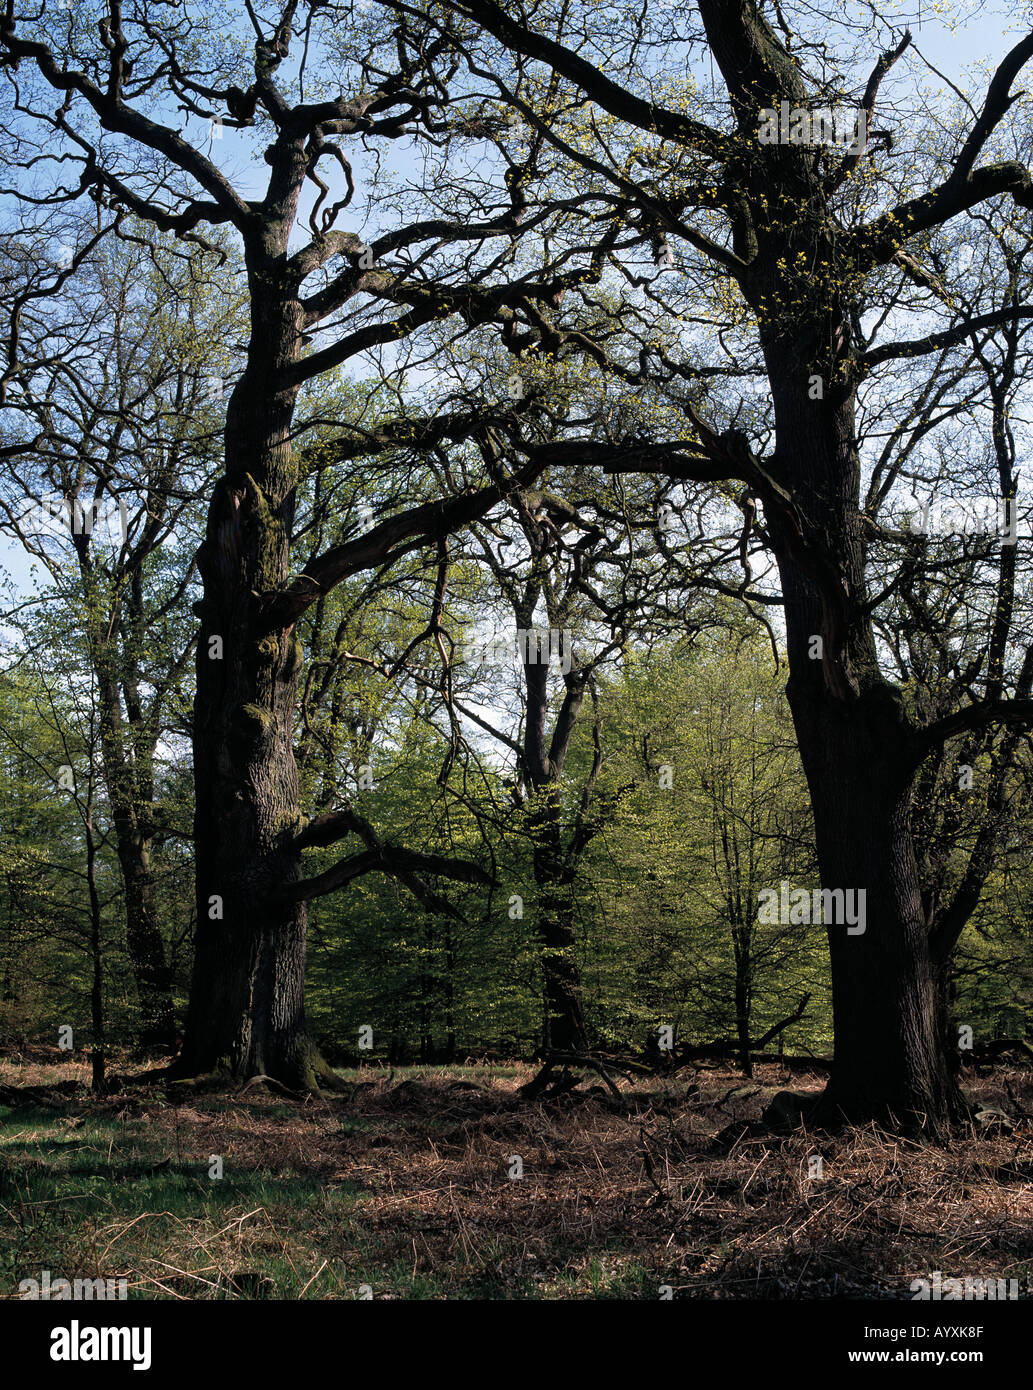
xmin=2 ymin=534 xmax=1029 ymax=1068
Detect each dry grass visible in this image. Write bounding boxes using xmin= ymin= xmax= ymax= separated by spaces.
xmin=1 ymin=1052 xmax=1031 ymax=1299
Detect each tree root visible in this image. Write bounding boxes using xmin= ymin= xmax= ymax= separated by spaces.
xmin=235 ymin=1074 xmax=306 ymax=1102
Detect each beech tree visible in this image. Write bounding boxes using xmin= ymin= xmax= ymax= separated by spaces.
xmin=436 ymin=0 xmax=1033 ymax=1133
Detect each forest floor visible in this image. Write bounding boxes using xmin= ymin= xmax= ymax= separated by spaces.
xmin=1 ymin=1053 xmax=1032 ymax=1300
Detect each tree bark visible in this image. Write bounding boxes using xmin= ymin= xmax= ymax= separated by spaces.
xmin=117 ymin=834 xmax=174 ymax=1048
xmin=766 ymin=362 xmax=967 ymax=1135
xmin=527 ymin=680 xmax=589 ymax=1054
xmin=529 ymin=810 xmax=588 ymax=1053
xmin=537 ymin=909 xmax=588 ymax=1054
xmin=94 ymin=663 xmax=175 ymax=1049
xmin=85 ymin=808 xmax=107 ymax=1095
xmin=177 ymin=177 xmax=336 ymax=1090
xmin=733 ymin=965 xmax=753 ymax=1079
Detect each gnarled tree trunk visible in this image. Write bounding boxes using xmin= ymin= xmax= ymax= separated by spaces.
xmin=177 ymin=206 xmax=335 ymax=1090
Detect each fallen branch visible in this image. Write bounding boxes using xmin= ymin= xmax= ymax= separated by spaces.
xmin=520 ymin=1051 xmax=625 ymax=1100
xmin=664 ymin=995 xmax=813 ymax=1069
xmin=966 ymin=1038 xmax=1033 ymax=1064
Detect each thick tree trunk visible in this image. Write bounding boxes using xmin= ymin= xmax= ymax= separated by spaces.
xmin=788 ymin=681 xmax=966 ymax=1132
xmin=691 ymin=0 xmax=970 ymax=1136
xmin=177 ymin=198 xmax=336 ymax=1091
xmin=767 ymin=361 xmax=967 ymax=1136
xmin=180 ymin=479 xmax=332 ymax=1087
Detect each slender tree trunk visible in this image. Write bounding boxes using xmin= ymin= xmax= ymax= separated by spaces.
xmin=533 ymin=826 xmax=588 ymax=1053
xmin=419 ymin=917 xmax=433 ymax=1061
xmin=115 ymin=832 xmax=174 ymax=1047
xmin=84 ymin=812 xmax=106 ymax=1096
xmin=523 ymin=646 xmax=589 ymax=1055
xmin=733 ymin=958 xmax=753 ymax=1078
xmin=443 ymin=922 xmax=457 ymax=1062
xmin=94 ymin=666 xmax=175 ymax=1048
